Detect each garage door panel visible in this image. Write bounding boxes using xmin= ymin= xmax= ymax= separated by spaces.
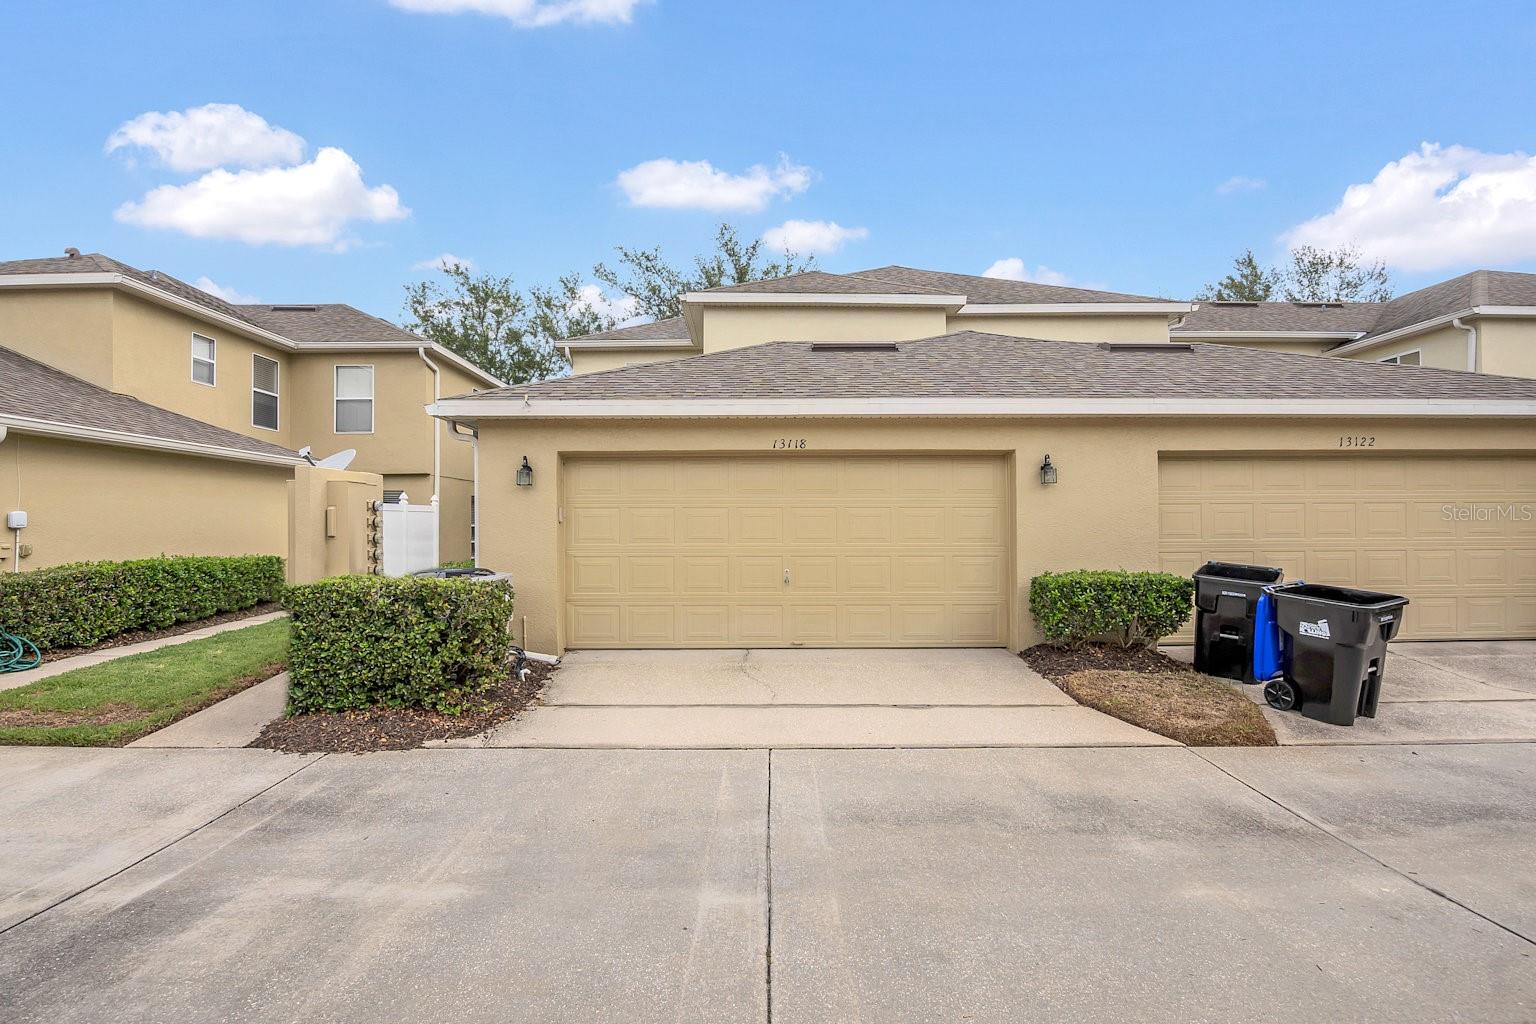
xmin=1160 ymin=454 xmax=1536 ymax=641
xmin=566 ymin=455 xmax=1009 ymax=648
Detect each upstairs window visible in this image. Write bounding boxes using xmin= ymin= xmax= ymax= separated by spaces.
xmin=252 ymin=354 xmax=280 ymax=430
xmin=1377 ymin=350 xmax=1421 ymax=366
xmin=334 ymin=364 xmax=374 ymax=434
xmin=191 ymin=334 xmax=216 ymax=386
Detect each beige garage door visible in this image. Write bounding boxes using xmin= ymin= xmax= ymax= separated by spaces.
xmin=563 ymin=455 xmax=1010 ymax=648
xmin=1159 ymin=454 xmax=1536 ymax=640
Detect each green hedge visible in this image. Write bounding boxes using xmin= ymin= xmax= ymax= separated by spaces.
xmin=284 ymin=575 xmax=516 ymax=715
xmin=0 ymin=555 xmax=285 ymax=651
xmin=1029 ymin=570 xmax=1193 ymax=648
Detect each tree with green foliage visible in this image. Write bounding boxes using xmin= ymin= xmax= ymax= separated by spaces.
xmin=1195 ymin=249 xmax=1278 ymax=301
xmin=1198 ymin=245 xmax=1393 ymax=304
xmin=403 ymin=263 xmax=574 ymax=385
xmin=594 ymin=223 xmax=816 ymax=321
xmin=1279 ymin=244 xmax=1394 ymax=303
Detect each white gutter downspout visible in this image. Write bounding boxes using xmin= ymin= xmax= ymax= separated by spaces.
xmin=417 ymin=347 xmax=441 ymax=503
xmin=1453 ymin=317 xmax=1479 ymax=373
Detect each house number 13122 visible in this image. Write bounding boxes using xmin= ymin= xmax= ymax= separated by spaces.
xmin=771 ymin=438 xmax=808 ymax=450
xmin=1338 ymin=435 xmax=1376 ymax=448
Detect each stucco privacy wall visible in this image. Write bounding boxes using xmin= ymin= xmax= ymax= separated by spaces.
xmin=472 ymin=416 xmax=1536 ymax=654
xmin=287 ymin=465 xmax=384 ymax=583
xmin=0 ymin=289 xmax=116 ymax=387
xmin=0 ymin=434 xmax=291 ymax=571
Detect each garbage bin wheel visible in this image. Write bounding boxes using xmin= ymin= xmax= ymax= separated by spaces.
xmin=1263 ymin=677 xmax=1299 ymax=712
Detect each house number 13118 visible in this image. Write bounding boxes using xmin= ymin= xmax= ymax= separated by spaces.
xmin=771 ymin=438 xmax=808 ymax=449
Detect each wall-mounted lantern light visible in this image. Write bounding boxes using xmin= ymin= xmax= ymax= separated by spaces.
xmin=516 ymin=456 xmax=534 ymax=487
xmin=1039 ymin=454 xmax=1058 ymax=485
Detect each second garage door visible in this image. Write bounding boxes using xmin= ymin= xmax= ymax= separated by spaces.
xmin=563 ymin=454 xmax=1010 ymax=648
xmin=1159 ymin=453 xmax=1536 ymax=640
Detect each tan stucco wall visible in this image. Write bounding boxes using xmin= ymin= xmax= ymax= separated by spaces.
xmin=1475 ymin=318 xmax=1536 ymax=379
xmin=287 ymin=351 xmax=435 ymax=473
xmin=1343 ymin=324 xmax=1470 ymax=371
xmin=945 ymin=313 xmax=1170 ymax=343
xmin=700 ymin=305 xmax=951 ymax=352
xmin=0 ymin=289 xmax=117 ymax=387
xmin=570 ymin=349 xmax=694 ymax=375
xmin=286 ymin=465 xmax=384 ymax=583
xmin=108 ymin=292 xmax=295 ymax=447
xmin=470 ymin=416 xmax=1536 ymax=655
xmin=0 ymin=433 xmax=291 ymax=571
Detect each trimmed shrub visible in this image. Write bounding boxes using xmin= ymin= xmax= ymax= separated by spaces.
xmin=1029 ymin=570 xmax=1193 ymax=648
xmin=284 ymin=575 xmax=516 ymax=715
xmin=0 ymin=555 xmax=285 ymax=651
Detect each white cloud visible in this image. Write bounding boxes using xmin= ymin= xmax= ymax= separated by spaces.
xmin=981 ymin=258 xmax=1073 ymax=286
xmin=193 ymin=276 xmax=260 ymax=304
xmin=570 ymin=283 xmax=641 ymax=326
xmin=388 ymin=0 xmax=645 ymax=27
xmin=615 ymin=155 xmax=812 ymax=212
xmin=1217 ymin=175 xmax=1267 ymax=195
xmin=413 ymin=252 xmax=476 ymax=272
xmin=1285 ymin=143 xmax=1536 ymax=272
xmin=114 ymin=147 xmax=408 ymax=249
xmin=105 ymin=103 xmax=306 ymax=172
xmin=761 ymin=219 xmax=868 ymax=254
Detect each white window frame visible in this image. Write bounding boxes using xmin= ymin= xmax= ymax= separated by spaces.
xmin=334 ymin=364 xmax=375 ymax=435
xmin=251 ymin=354 xmax=280 ymax=431
xmin=1377 ymin=349 xmax=1422 ymax=366
xmin=191 ymin=333 xmax=216 ymax=387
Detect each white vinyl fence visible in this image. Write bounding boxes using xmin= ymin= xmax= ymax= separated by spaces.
xmin=379 ymin=495 xmax=439 ymax=576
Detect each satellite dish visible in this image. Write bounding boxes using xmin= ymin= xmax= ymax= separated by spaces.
xmin=297 ymin=445 xmax=317 ymax=466
xmin=315 ymin=448 xmax=357 ymax=470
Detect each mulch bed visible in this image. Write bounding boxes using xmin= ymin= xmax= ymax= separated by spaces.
xmin=1022 ymin=641 xmax=1194 ymax=683
xmin=36 ymin=604 xmax=282 ymax=664
xmin=249 ymin=661 xmax=556 ymax=754
xmin=1023 ymin=643 xmax=1276 ymax=747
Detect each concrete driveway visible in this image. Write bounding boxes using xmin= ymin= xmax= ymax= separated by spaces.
xmin=1166 ymin=640 xmax=1536 ymax=744
xmin=1 ymin=742 xmax=1532 ymax=1023
xmin=444 ymin=648 xmax=1173 ymax=748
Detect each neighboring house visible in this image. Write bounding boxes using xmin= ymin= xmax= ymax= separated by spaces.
xmin=565 ymin=265 xmax=1536 ymax=381
xmin=441 ymin=276 xmax=1536 ymax=653
xmin=0 ymin=251 xmax=502 ymax=569
xmin=1172 ymin=270 xmax=1536 ymax=376
xmin=564 ymin=267 xmax=1192 ymax=374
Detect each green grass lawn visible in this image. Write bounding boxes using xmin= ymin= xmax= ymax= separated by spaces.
xmin=0 ymin=619 xmax=289 ymax=747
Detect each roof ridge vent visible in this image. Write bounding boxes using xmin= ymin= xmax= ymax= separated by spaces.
xmin=1099 ymin=342 xmax=1194 ymax=353
xmin=810 ymin=341 xmax=900 ymax=352
xmin=1210 ymin=300 xmax=1258 ymax=306
xmin=270 ymin=304 xmax=319 ymax=312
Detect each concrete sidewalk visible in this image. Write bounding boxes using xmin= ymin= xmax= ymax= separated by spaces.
xmin=446 ymin=649 xmax=1173 ymax=749
xmin=129 ymin=672 xmax=289 ymax=748
xmin=1 ymin=611 xmax=287 ymax=692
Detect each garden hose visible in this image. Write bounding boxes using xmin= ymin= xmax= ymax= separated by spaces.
xmin=1 ymin=627 xmax=41 ymax=673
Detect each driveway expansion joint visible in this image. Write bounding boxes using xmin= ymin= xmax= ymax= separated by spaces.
xmin=1185 ymin=747 xmax=1535 ymax=948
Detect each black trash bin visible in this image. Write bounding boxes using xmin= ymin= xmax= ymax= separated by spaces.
xmin=1266 ymin=583 xmax=1409 ymax=726
xmin=1192 ymin=561 xmax=1285 ymax=684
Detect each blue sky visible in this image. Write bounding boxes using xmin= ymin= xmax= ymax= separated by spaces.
xmin=5 ymin=0 xmax=1536 ymax=321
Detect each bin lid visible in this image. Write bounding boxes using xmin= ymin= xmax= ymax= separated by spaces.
xmin=1193 ymin=561 xmax=1285 ymax=584
xmin=1268 ymin=582 xmax=1409 ymax=611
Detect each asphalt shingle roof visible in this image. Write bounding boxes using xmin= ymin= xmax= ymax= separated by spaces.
xmin=456 ymin=331 xmax=1536 ymax=404
xmin=1365 ymin=270 xmax=1536 ymax=339
xmin=1174 ymin=301 xmax=1381 ymax=334
xmin=0 ymin=253 xmax=265 ymax=329
xmin=237 ymin=303 xmax=426 ymax=346
xmin=567 ymin=316 xmax=692 ymax=343
xmin=0 ymin=346 xmax=300 ymax=460
xmin=699 ymin=266 xmax=1171 ymax=304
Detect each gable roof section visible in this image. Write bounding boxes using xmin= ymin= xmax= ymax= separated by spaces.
xmin=433 ymin=331 xmax=1536 ymax=419
xmin=1174 ymin=301 xmax=1381 ymax=336
xmin=0 ymin=345 xmax=302 ymax=465
xmin=851 ymin=265 xmax=1173 ymax=305
xmin=564 ymin=316 xmax=693 ymax=346
xmin=1363 ymin=270 xmax=1536 ymax=340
